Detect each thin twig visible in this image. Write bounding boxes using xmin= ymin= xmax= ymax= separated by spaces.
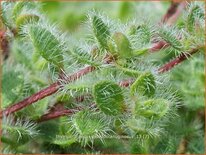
xmin=0 ymin=30 xmax=9 ymax=59
xmin=162 ymin=1 xmax=188 ymax=25
xmin=158 ymin=48 xmax=201 ymax=73
xmin=0 ymin=66 xmax=96 ymax=117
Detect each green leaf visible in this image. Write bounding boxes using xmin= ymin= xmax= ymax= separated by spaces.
xmin=108 ymin=32 xmax=133 ymax=58
xmin=187 ymin=4 xmax=204 ymax=32
xmin=93 ymin=81 xmax=125 ymax=116
xmin=29 ymin=25 xmax=64 ymax=68
xmin=130 ymin=72 xmax=155 ymax=97
xmin=70 ymin=110 xmax=110 ymax=146
xmin=129 ymin=24 xmax=151 ymax=44
xmin=16 ymin=14 xmax=39 ymax=29
xmin=71 ymin=46 xmax=100 ymax=66
xmin=133 ymin=48 xmax=149 ymax=56
xmin=116 ymin=64 xmax=140 ymax=77
xmin=134 ymin=99 xmax=169 ymax=119
xmin=1 ymin=2 xmax=14 ymax=29
xmin=2 ymin=69 xmax=24 ymax=108
xmin=12 ymin=1 xmax=27 ymax=20
xmin=92 ymin=15 xmax=110 ymax=50
xmin=158 ymin=27 xmax=182 ymax=52
xmin=2 ymin=116 xmax=38 ymax=146
xmin=52 ymin=134 xmax=76 ymax=148
xmin=12 ymin=1 xmax=36 ymax=21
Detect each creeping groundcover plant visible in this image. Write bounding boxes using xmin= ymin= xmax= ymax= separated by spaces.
xmin=0 ymin=1 xmax=205 ymax=154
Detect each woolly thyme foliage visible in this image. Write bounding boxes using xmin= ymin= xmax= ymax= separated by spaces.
xmin=158 ymin=26 xmax=183 ymax=53
xmin=108 ymin=32 xmax=133 ymax=58
xmin=157 ymin=2 xmax=205 ymax=57
xmin=16 ymin=14 xmax=40 ymax=30
xmin=186 ymin=2 xmax=205 ymax=32
xmin=1 ymin=1 xmax=39 ymax=30
xmin=133 ymin=99 xmax=169 ymax=119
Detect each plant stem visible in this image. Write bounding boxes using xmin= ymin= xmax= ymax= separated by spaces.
xmin=149 ymin=41 xmax=169 ymax=52
xmin=158 ymin=48 xmax=201 ymax=73
xmin=37 ymin=103 xmax=77 ymax=122
xmin=0 ymin=30 xmax=9 ymax=59
xmin=0 ymin=66 xmax=96 ymax=117
xmin=161 ymin=1 xmax=187 ymax=25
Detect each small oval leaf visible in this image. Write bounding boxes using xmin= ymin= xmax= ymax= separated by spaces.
xmin=108 ymin=32 xmax=133 ymax=58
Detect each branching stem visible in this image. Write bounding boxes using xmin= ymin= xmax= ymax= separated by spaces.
xmin=0 ymin=44 xmax=202 ymax=119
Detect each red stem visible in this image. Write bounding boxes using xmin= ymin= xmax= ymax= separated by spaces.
xmin=0 ymin=66 xmax=96 ymax=118
xmin=161 ymin=1 xmax=187 ymax=25
xmin=38 ymin=109 xmax=74 ymax=122
xmin=158 ymin=48 xmax=200 ymax=73
xmin=0 ymin=30 xmax=9 ymax=59
xmin=149 ymin=41 xmax=169 ymax=52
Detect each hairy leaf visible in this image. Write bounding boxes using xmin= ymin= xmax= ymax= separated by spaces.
xmin=29 ymin=25 xmax=64 ymax=68
xmin=130 ymin=72 xmax=155 ymax=97
xmin=92 ymin=15 xmax=110 ymax=50
xmin=108 ymin=32 xmax=133 ymax=58
xmin=16 ymin=14 xmax=39 ymax=29
xmin=93 ymin=81 xmax=125 ymax=115
xmin=134 ymin=99 xmax=169 ymax=119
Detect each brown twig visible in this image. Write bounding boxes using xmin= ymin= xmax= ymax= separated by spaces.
xmin=162 ymin=1 xmax=188 ymax=25
xmin=158 ymin=48 xmax=201 ymax=73
xmin=149 ymin=41 xmax=169 ymax=52
xmin=0 ymin=30 xmax=9 ymax=59
xmin=0 ymin=66 xmax=96 ymax=117
xmin=38 ymin=102 xmax=96 ymax=122
xmin=37 ymin=103 xmax=81 ymax=122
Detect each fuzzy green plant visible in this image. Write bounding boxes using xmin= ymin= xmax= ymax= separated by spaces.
xmin=0 ymin=1 xmax=205 ymax=154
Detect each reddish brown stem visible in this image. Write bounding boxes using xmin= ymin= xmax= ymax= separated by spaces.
xmin=0 ymin=30 xmax=9 ymax=59
xmin=1 ymin=83 xmax=59 ymax=117
xmin=0 ymin=66 xmax=96 ymax=118
xmin=38 ymin=102 xmax=95 ymax=122
xmin=149 ymin=41 xmax=169 ymax=52
xmin=38 ymin=108 xmax=74 ymax=122
xmin=37 ymin=102 xmax=79 ymax=122
xmin=158 ymin=48 xmax=200 ymax=73
xmin=162 ymin=1 xmax=187 ymax=25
